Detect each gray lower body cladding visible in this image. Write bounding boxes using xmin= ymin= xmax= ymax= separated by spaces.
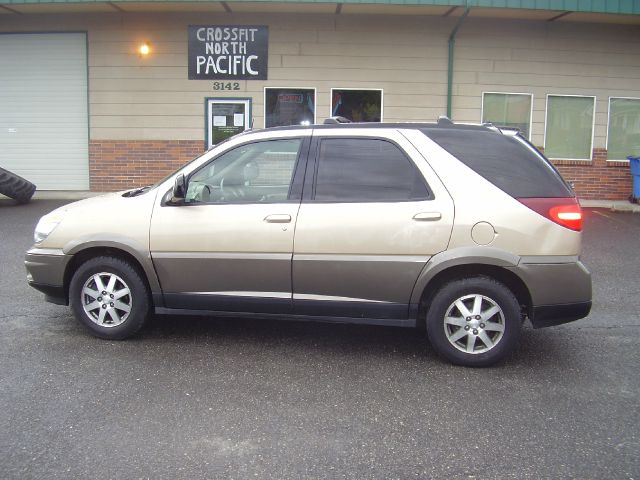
xmin=26 ymin=249 xmax=592 ymax=329
xmin=25 ymin=249 xmax=71 ymax=305
xmin=509 ymin=260 xmax=592 ymax=327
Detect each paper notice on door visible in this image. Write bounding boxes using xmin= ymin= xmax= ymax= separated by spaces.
xmin=233 ymin=114 xmax=244 ymax=127
xmin=213 ymin=116 xmax=227 ymax=127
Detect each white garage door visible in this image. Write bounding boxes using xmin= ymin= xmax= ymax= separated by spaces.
xmin=0 ymin=33 xmax=88 ymax=190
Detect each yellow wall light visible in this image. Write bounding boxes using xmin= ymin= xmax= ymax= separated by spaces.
xmin=138 ymin=42 xmax=151 ymax=56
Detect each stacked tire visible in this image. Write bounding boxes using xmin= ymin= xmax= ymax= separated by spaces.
xmin=0 ymin=167 xmax=36 ymax=204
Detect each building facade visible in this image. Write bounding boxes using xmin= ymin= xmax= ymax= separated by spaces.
xmin=1 ymin=0 xmax=639 ymax=199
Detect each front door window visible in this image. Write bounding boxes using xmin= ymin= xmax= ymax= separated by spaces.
xmin=186 ymin=138 xmax=302 ymax=203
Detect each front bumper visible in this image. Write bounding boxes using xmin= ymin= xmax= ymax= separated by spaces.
xmin=25 ymin=248 xmax=70 ymax=305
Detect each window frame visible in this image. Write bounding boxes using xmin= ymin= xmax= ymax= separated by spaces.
xmin=606 ymin=96 xmax=640 ymax=162
xmin=263 ymin=86 xmax=317 ymax=128
xmin=184 ymin=137 xmax=309 ymax=205
xmin=330 ymin=88 xmax=384 ymax=122
xmin=480 ymin=91 xmax=533 ymax=140
xmin=544 ymin=94 xmax=596 ymax=162
xmin=307 ymin=135 xmax=433 ymax=204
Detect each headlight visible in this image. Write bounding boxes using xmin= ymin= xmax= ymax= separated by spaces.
xmin=34 ymin=211 xmax=66 ymax=244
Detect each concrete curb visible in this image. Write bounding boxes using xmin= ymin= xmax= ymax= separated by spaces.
xmin=579 ymin=199 xmax=640 ymax=213
xmin=1 ymin=191 xmax=104 ymax=201
xmin=33 ymin=191 xmax=106 ymax=200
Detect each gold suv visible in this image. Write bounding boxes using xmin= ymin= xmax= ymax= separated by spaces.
xmin=25 ymin=119 xmax=592 ymax=366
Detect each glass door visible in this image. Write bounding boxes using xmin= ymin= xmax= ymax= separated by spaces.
xmin=206 ymin=98 xmax=251 ymax=148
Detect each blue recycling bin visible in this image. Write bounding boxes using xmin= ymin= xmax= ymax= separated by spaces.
xmin=629 ymin=156 xmax=640 ymax=201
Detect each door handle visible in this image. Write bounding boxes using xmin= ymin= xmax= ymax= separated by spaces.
xmin=413 ymin=212 xmax=442 ymax=221
xmin=264 ymin=214 xmax=292 ymax=223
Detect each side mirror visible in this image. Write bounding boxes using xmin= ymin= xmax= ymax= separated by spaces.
xmin=171 ymin=174 xmax=186 ymax=203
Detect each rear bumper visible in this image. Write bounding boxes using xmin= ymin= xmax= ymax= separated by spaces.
xmin=25 ymin=248 xmax=70 ymax=305
xmin=530 ymin=301 xmax=592 ymax=328
xmin=512 ymin=259 xmax=592 ymax=306
xmin=510 ymin=258 xmax=592 ymax=328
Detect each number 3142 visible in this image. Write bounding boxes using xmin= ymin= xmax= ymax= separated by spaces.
xmin=213 ymin=82 xmax=241 ymax=91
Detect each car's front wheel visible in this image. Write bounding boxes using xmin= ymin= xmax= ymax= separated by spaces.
xmin=69 ymin=256 xmax=150 ymax=339
xmin=425 ymin=277 xmax=522 ymax=367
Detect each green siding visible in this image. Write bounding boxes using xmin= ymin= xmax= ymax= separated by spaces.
xmin=467 ymin=0 xmax=639 ymax=13
xmin=2 ymin=0 xmax=639 ymax=15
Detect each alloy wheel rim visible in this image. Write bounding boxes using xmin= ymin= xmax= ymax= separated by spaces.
xmin=443 ymin=294 xmax=505 ymax=354
xmin=81 ymin=272 xmax=132 ymax=328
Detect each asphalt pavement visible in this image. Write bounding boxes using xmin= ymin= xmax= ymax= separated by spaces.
xmin=0 ymin=199 xmax=638 ymax=479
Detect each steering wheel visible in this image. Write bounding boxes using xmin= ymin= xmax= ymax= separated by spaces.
xmin=219 ymin=177 xmax=242 ymax=201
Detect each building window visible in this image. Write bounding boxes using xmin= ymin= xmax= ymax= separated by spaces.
xmin=264 ymin=88 xmax=315 ymax=128
xmin=545 ymin=95 xmax=595 ymax=160
xmin=481 ymin=92 xmax=532 ymax=139
xmin=331 ymin=89 xmax=382 ymax=122
xmin=607 ymin=97 xmax=640 ymax=161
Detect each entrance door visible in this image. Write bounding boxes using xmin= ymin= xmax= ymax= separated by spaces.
xmin=150 ymin=135 xmax=308 ymax=313
xmin=206 ymin=98 xmax=251 ymax=148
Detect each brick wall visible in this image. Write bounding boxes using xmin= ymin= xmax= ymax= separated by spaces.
xmin=549 ymin=148 xmax=632 ymax=201
xmin=89 ymin=140 xmax=204 ymax=192
xmin=90 ymin=140 xmax=633 ymax=200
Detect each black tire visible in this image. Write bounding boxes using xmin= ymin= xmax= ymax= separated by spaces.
xmin=425 ymin=277 xmax=521 ymax=367
xmin=0 ymin=167 xmax=36 ymax=204
xmin=69 ymin=256 xmax=150 ymax=340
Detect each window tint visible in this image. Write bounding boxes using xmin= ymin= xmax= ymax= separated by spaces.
xmin=186 ymin=138 xmax=301 ymax=203
xmin=423 ymin=128 xmax=573 ymax=198
xmin=314 ymin=138 xmax=430 ymax=202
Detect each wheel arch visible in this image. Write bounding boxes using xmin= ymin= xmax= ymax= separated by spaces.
xmin=63 ymin=243 xmax=161 ymax=306
xmin=412 ymin=249 xmax=532 ymax=329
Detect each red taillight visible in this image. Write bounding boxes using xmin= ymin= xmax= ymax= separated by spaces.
xmin=518 ymin=197 xmax=583 ymax=231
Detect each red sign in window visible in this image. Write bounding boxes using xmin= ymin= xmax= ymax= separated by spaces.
xmin=278 ymin=94 xmax=304 ymax=104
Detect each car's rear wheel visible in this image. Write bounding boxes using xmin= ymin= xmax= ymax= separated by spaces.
xmin=426 ymin=277 xmax=521 ymax=367
xmin=69 ymin=256 xmax=149 ymax=339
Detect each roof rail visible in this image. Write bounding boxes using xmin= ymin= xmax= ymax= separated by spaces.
xmin=482 ymin=122 xmax=501 ymax=133
xmin=324 ymin=116 xmax=352 ymax=124
xmin=437 ymin=115 xmax=454 ymax=126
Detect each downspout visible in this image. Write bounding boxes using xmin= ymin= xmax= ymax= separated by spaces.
xmin=447 ymin=6 xmax=471 ymax=119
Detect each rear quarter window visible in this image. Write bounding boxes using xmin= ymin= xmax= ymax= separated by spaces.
xmin=421 ymin=128 xmax=573 ymax=198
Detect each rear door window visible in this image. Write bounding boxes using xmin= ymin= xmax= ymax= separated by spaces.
xmin=313 ymin=138 xmax=431 ymax=202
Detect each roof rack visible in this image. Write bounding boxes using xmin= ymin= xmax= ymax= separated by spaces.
xmin=437 ymin=115 xmax=454 ymax=126
xmin=324 ymin=116 xmax=352 ymax=124
xmin=481 ymin=121 xmax=501 ymax=133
